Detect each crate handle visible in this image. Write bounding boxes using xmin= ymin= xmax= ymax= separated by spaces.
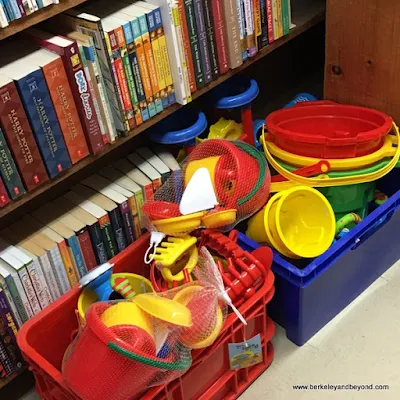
xmin=351 ymin=200 xmax=400 ymax=250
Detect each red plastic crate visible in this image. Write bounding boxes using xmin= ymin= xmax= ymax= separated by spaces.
xmin=17 ymin=234 xmax=275 ymax=400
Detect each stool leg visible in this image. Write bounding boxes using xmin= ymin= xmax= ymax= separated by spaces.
xmin=241 ymin=105 xmax=255 ymax=146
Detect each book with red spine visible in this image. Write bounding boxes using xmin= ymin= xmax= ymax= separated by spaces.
xmin=23 ymin=27 xmax=104 ymax=155
xmin=212 ymin=0 xmax=229 ymax=74
xmin=0 ymin=177 xmax=9 ymax=208
xmin=0 ymin=74 xmax=48 ymax=191
xmin=29 ymin=46 xmax=90 ymax=165
xmin=266 ymin=0 xmax=274 ymax=43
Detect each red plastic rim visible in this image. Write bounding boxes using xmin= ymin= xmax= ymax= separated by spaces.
xmin=266 ymin=104 xmax=393 ymax=159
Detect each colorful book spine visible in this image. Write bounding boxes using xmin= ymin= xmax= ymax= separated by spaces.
xmin=244 ymin=0 xmax=257 ymax=57
xmin=282 ymin=0 xmax=290 ymax=35
xmin=13 ymin=69 xmax=72 ymax=178
xmin=27 ymin=256 xmax=53 ymax=306
xmin=15 ymin=0 xmax=25 ymax=17
xmin=276 ymin=0 xmax=283 ymax=38
xmin=177 ymin=0 xmax=196 ymax=93
xmin=193 ymin=0 xmax=212 ymax=83
xmin=0 ymin=79 xmax=48 ymax=190
xmin=122 ymin=21 xmax=150 ymax=122
xmin=222 ymin=0 xmax=242 ymax=69
xmin=77 ymin=44 xmax=108 ymax=146
xmin=0 ymin=4 xmax=8 ymax=29
xmin=211 ymin=0 xmax=229 ymax=74
xmin=0 ymin=339 xmax=14 ymax=376
xmin=259 ymin=0 xmax=269 ymax=48
xmin=119 ymin=201 xmax=134 ymax=245
xmin=9 ymin=0 xmax=20 ymax=19
xmin=153 ymin=8 xmax=176 ymax=105
xmin=115 ymin=25 xmax=142 ymax=127
xmin=107 ymin=29 xmax=136 ymax=132
xmin=236 ymin=0 xmax=247 ymax=61
xmin=271 ymin=0 xmax=279 ymax=39
xmin=0 ymin=275 xmax=29 ymax=323
xmin=203 ymin=0 xmax=220 ymax=79
xmin=47 ymin=247 xmax=70 ymax=295
xmin=40 ymin=55 xmax=90 ymax=165
xmin=88 ymin=222 xmax=108 ymax=265
xmin=254 ymin=0 xmax=261 ymax=50
xmin=0 ymin=177 xmax=9 ymax=207
xmin=109 ymin=208 xmax=127 ymax=253
xmin=64 ymin=12 xmax=127 ymax=134
xmin=3 ymin=0 xmax=15 ymax=21
xmin=98 ymin=214 xmax=118 ymax=260
xmin=77 ymin=229 xmax=97 ymax=272
xmin=137 ymin=12 xmax=163 ymax=114
xmin=266 ymin=0 xmax=274 ymax=43
xmin=184 ymin=0 xmax=204 ymax=88
xmin=10 ymin=272 xmax=34 ymax=320
xmin=145 ymin=8 xmax=168 ymax=109
xmin=17 ymin=265 xmax=41 ymax=314
xmin=57 ymin=240 xmax=79 ymax=287
xmin=66 ymin=235 xmax=86 ymax=279
xmin=25 ymin=30 xmax=105 ymax=154
xmin=0 ymin=281 xmax=22 ymax=328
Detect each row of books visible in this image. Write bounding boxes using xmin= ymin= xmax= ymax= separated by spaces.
xmin=0 ymin=1 xmax=60 ymax=28
xmin=0 ymin=145 xmax=179 ymax=379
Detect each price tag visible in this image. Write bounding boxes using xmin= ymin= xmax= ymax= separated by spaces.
xmin=228 ymin=334 xmax=263 ymax=370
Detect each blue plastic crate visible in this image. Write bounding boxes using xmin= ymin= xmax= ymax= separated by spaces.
xmin=237 ymin=171 xmax=400 ymax=346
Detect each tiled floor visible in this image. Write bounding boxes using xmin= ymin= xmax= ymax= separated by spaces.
xmin=20 ymin=260 xmax=400 ymax=400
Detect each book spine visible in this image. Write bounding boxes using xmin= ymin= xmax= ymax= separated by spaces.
xmin=0 ymin=80 xmax=48 ymax=190
xmin=41 ymin=57 xmax=89 ymax=165
xmin=134 ymin=189 xmax=145 ymax=233
xmin=108 ymin=29 xmax=136 ymax=132
xmin=211 ymin=0 xmax=229 ymax=74
xmin=276 ymin=0 xmax=283 ymax=38
xmin=244 ymin=0 xmax=257 ymax=57
xmin=109 ymin=208 xmax=127 ymax=253
xmin=203 ymin=0 xmax=220 ymax=79
xmin=222 ymin=0 xmax=243 ymax=69
xmin=122 ymin=22 xmax=150 ymax=122
xmin=116 ymin=25 xmax=142 ymax=127
xmin=3 ymin=0 xmax=15 ymax=21
xmin=271 ymin=0 xmax=279 ymax=40
xmin=14 ymin=69 xmax=72 ymax=178
xmin=266 ymin=0 xmax=274 ymax=43
xmin=0 ymin=281 xmax=23 ymax=328
xmin=58 ymin=240 xmax=79 ymax=287
xmin=138 ymin=14 xmax=163 ymax=114
xmin=119 ymin=201 xmax=134 ymax=245
xmin=98 ymin=214 xmax=118 ymax=260
xmin=0 ymin=339 xmax=14 ymax=376
xmin=88 ymin=222 xmax=108 ymax=265
xmin=254 ymin=0 xmax=261 ymax=50
xmin=127 ymin=195 xmax=140 ymax=239
xmin=237 ymin=0 xmax=248 ymax=60
xmin=17 ymin=266 xmax=41 ymax=315
xmin=9 ymin=0 xmax=20 ymax=19
xmin=28 ymin=256 xmax=54 ymax=305
xmin=0 ymin=4 xmax=8 ymax=28
xmin=86 ymin=37 xmax=117 ymax=143
xmin=4 ymin=275 xmax=29 ymax=323
xmin=193 ymin=0 xmax=212 ymax=83
xmin=78 ymin=45 xmax=109 ymax=146
xmin=282 ymin=0 xmax=289 ymax=35
xmin=15 ymin=0 xmax=25 ymax=16
xmin=0 ymin=304 xmax=23 ymax=373
xmin=11 ymin=273 xmax=34 ymax=319
xmin=66 ymin=235 xmax=87 ymax=279
xmin=146 ymin=10 xmax=168 ymax=110
xmin=184 ymin=0 xmax=204 ymax=88
xmin=177 ymin=0 xmax=196 ymax=93
xmin=71 ymin=17 xmax=127 ymax=133
xmin=48 ymin=247 xmax=70 ymax=295
xmin=77 ymin=229 xmax=97 ymax=272
xmin=259 ymin=0 xmax=269 ymax=48
xmin=130 ymin=17 xmax=157 ymax=118
xmin=0 ymin=177 xmax=9 ymax=207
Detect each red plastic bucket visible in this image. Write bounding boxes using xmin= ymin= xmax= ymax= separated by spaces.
xmin=266 ymin=103 xmax=393 ymax=159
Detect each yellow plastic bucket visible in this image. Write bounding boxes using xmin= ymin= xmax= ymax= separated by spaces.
xmin=77 ymin=273 xmax=154 ymax=325
xmin=247 ymin=187 xmax=336 ymax=258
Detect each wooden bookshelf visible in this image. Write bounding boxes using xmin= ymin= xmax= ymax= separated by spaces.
xmin=0 ymin=0 xmax=88 ymax=40
xmin=0 ymin=0 xmax=325 ymax=221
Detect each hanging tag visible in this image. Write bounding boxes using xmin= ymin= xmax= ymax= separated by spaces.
xmin=228 ymin=334 xmax=263 ymax=370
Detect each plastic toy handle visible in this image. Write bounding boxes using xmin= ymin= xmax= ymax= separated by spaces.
xmin=262 ymin=122 xmax=400 ymax=187
xmin=336 ymin=213 xmax=362 ymax=234
xmin=253 ymin=119 xmax=265 ymax=150
xmin=271 ymin=161 xmax=331 ymax=182
xmin=216 ymin=79 xmax=259 ymax=109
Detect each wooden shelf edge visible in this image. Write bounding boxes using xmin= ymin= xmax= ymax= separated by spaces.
xmin=0 ymin=4 xmax=325 ymax=220
xmin=0 ymin=0 xmax=88 ymax=40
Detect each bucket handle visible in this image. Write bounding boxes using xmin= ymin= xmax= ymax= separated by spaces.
xmin=107 ymin=342 xmax=192 ymax=371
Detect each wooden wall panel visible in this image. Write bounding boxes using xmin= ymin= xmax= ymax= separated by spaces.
xmin=324 ymin=0 xmax=400 ymax=121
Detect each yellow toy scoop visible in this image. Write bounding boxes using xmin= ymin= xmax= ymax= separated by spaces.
xmin=134 ymin=293 xmax=192 ymax=327
xmin=152 ymin=235 xmax=197 ymax=267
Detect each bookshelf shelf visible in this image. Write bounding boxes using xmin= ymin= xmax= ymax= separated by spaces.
xmin=0 ymin=0 xmax=325 ymax=221
xmin=0 ymin=0 xmax=88 ymax=41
